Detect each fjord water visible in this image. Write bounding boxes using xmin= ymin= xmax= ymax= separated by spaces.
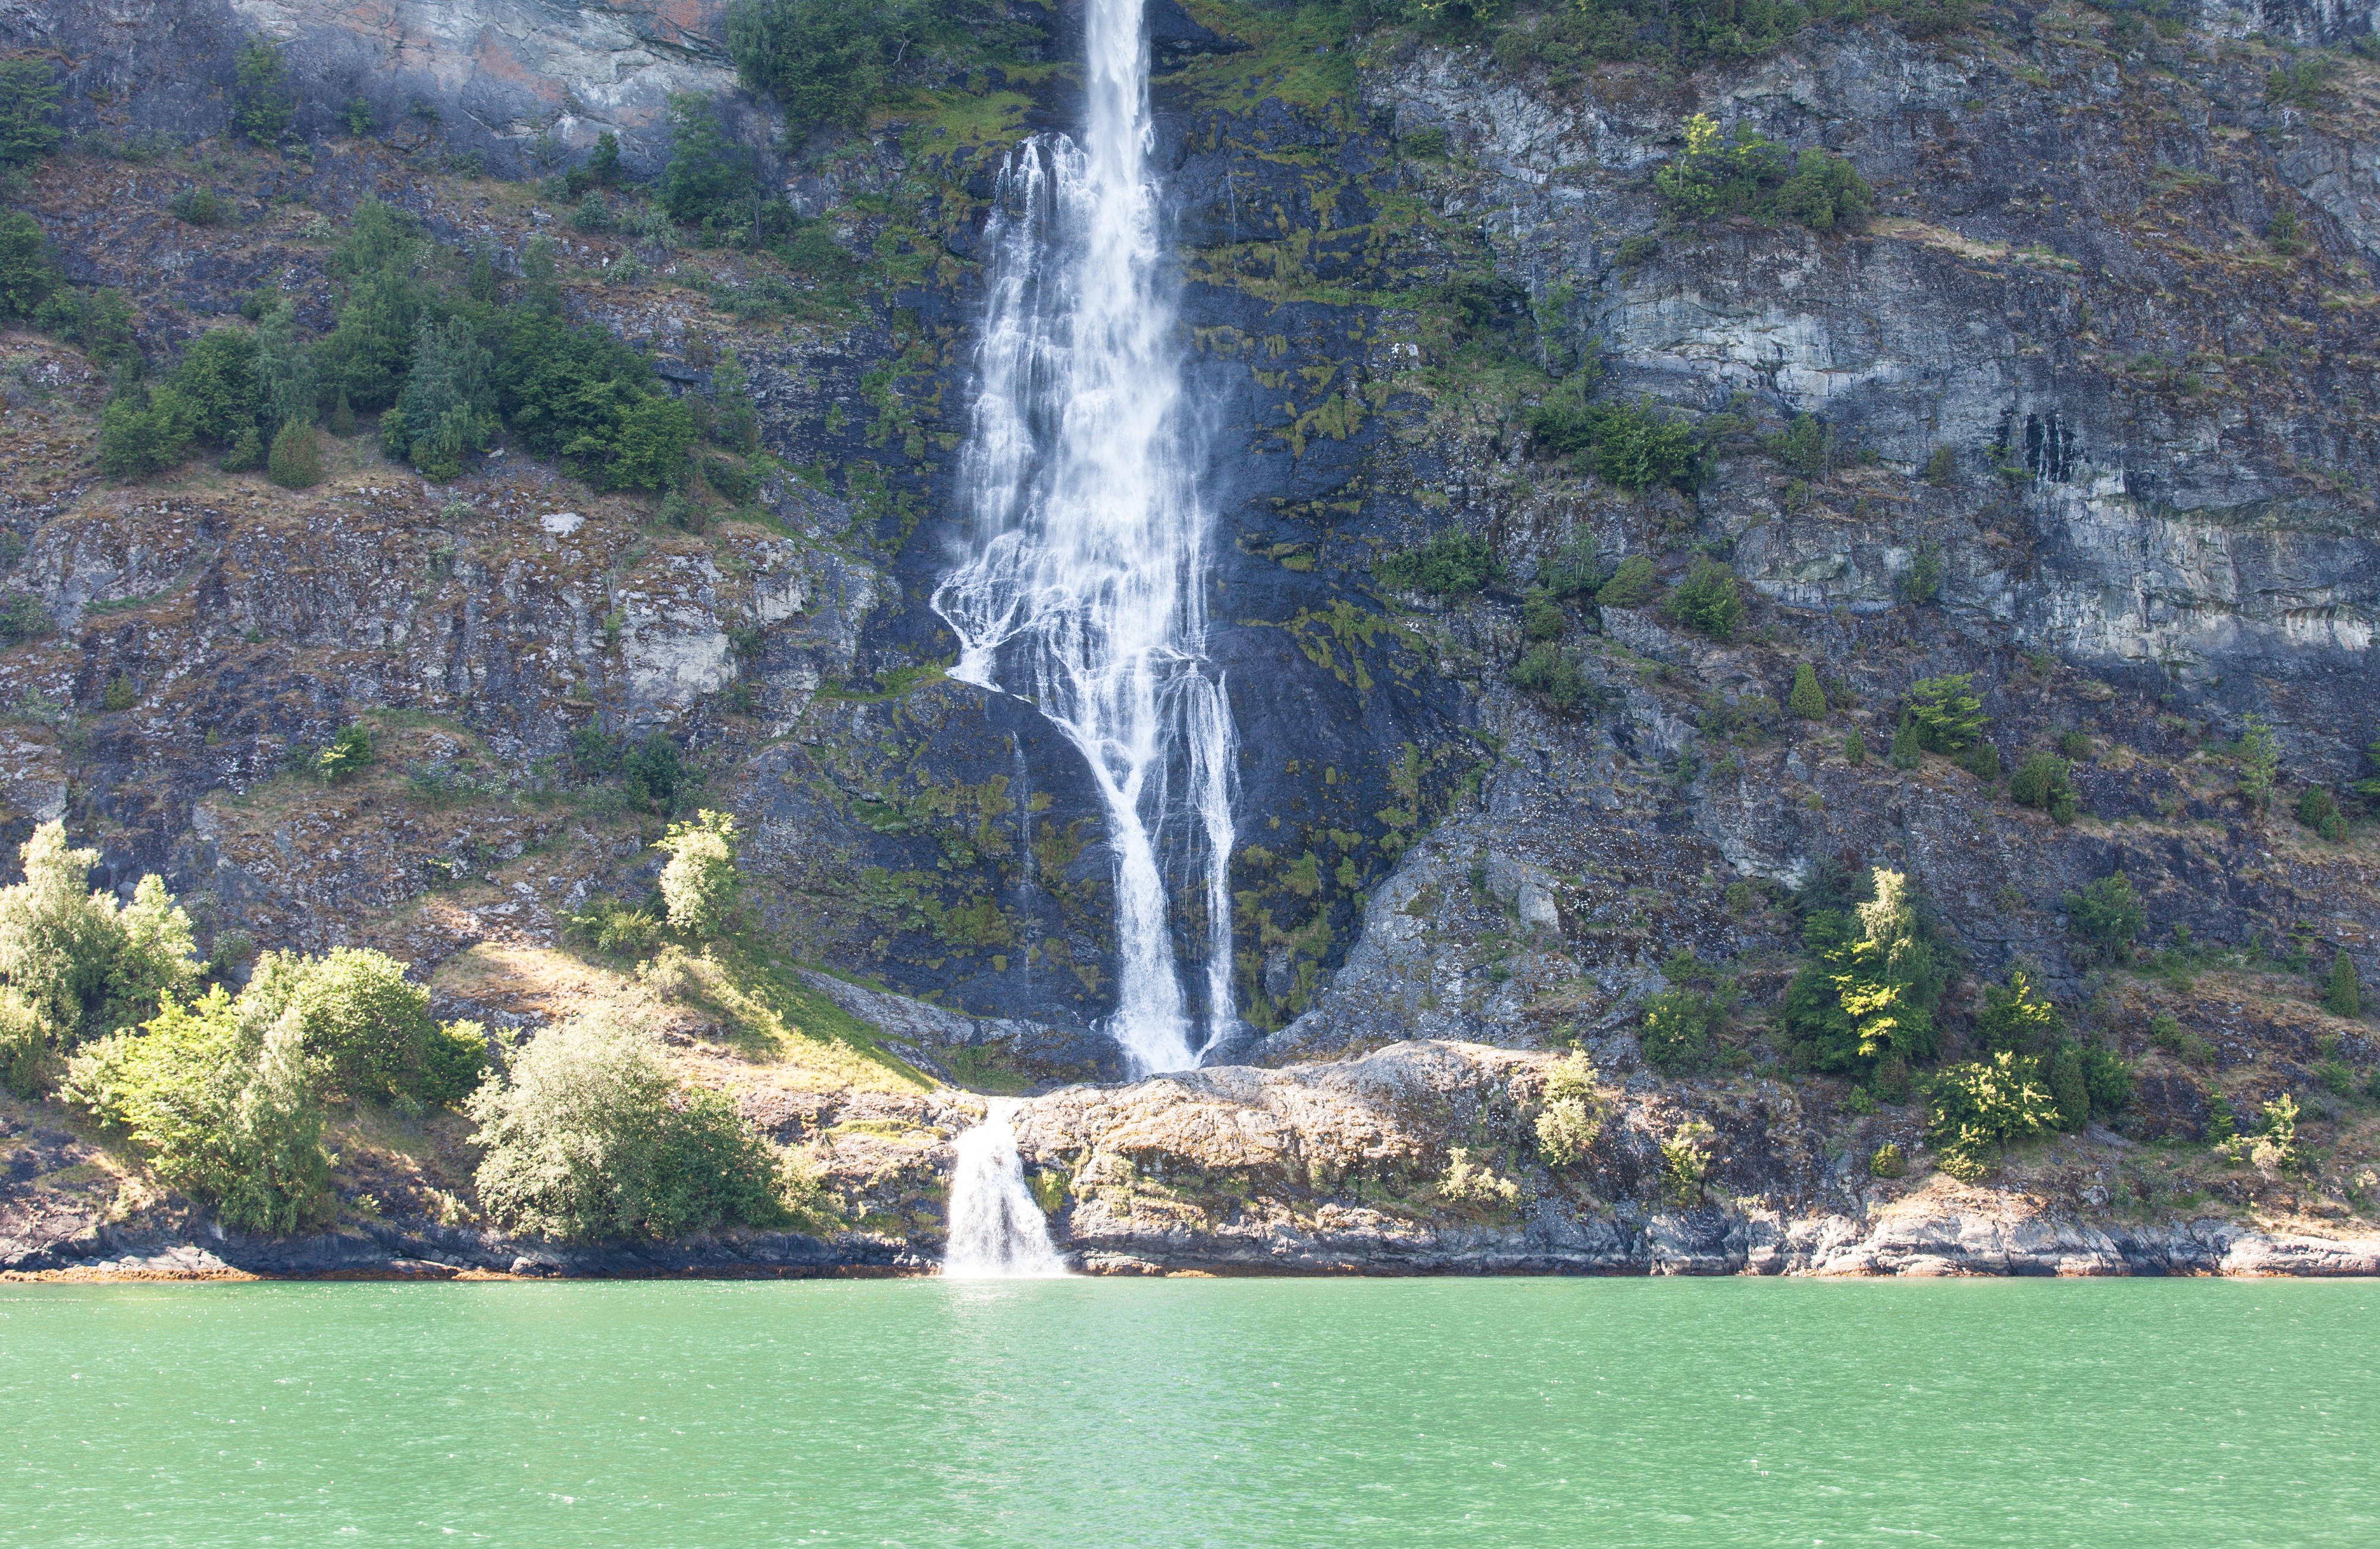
xmin=932 ymin=0 xmax=1236 ymax=1074
xmin=6 ymin=1278 xmax=2374 ymax=1547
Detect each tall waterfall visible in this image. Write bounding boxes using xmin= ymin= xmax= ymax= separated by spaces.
xmin=943 ymin=1101 xmax=1069 ymax=1278
xmin=934 ymin=0 xmax=1236 ymax=1074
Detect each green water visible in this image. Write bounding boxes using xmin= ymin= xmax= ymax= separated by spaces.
xmin=3 ymin=1278 xmax=2373 ymax=1547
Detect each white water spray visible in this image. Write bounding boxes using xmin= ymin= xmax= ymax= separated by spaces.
xmin=934 ymin=0 xmax=1236 ymax=1074
xmin=942 ymin=1100 xmax=1069 ymax=1278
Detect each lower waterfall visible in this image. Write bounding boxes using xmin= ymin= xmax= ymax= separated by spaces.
xmin=942 ymin=1101 xmax=1069 ymax=1279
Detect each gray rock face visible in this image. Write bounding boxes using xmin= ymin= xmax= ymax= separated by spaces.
xmin=5 ymin=0 xmax=750 ymax=174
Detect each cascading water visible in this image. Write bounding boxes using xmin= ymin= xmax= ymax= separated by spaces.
xmin=934 ymin=0 xmax=1236 ymax=1074
xmin=942 ymin=1100 xmax=1069 ymax=1278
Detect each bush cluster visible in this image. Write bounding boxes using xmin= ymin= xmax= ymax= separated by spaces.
xmin=1529 ymin=390 xmax=1702 ymax=492
xmin=726 ymin=0 xmax=1035 ymax=143
xmin=1655 ymin=115 xmax=1874 ymax=232
xmin=1374 ymin=529 xmax=1499 ymax=597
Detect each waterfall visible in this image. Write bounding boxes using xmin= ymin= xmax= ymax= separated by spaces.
xmin=942 ymin=1101 xmax=1069 ymax=1278
xmin=934 ymin=0 xmax=1236 ymax=1075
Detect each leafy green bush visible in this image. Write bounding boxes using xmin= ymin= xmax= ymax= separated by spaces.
xmin=171 ymin=328 xmax=262 ymax=446
xmin=0 ymin=58 xmax=64 ymax=168
xmin=241 ymin=947 xmax=487 ymax=1107
xmin=1533 ymin=1052 xmax=1604 ymax=1165
xmin=0 ymin=592 xmax=51 ymax=646
xmin=1926 ymin=1052 xmax=2060 ymax=1180
xmin=467 ymin=1014 xmax=786 ymax=1241
xmin=1655 ymin=115 xmax=1872 ymax=231
xmin=1868 ymin=1141 xmax=1907 ymax=1178
xmin=1521 ymin=588 xmax=1565 ymax=641
xmin=1780 ymin=868 xmax=1945 ymax=1077
xmin=1530 ymin=390 xmax=1701 ymax=491
xmin=1596 ymin=554 xmax=1658 ymax=608
xmin=35 ymin=287 xmax=140 ymax=372
xmin=565 ymin=896 xmax=666 ymax=956
xmin=64 ymin=989 xmax=335 ymax=1236
xmin=168 ymin=187 xmax=231 ymax=227
xmin=2081 ymin=1043 xmax=2133 ymax=1115
xmin=2298 ymin=786 xmax=2345 ymax=841
xmin=1904 ymin=672 xmax=1987 ymax=753
xmin=2009 ymin=751 xmax=2077 ymax=822
xmin=662 ymin=94 xmax=774 ymax=240
xmin=2236 ymin=714 xmax=2279 ymax=810
xmin=654 ymin=810 xmax=741 ymax=937
xmin=1667 ymin=556 xmax=1743 ymax=640
xmin=1788 ymin=662 xmax=1827 ymax=719
xmin=2064 ymin=871 xmax=2144 ymax=965
xmin=1376 ymin=529 xmax=1498 ymax=596
xmin=0 ymin=210 xmax=59 ymax=321
xmin=727 ymin=0 xmax=1029 ymax=143
xmin=0 ymin=821 xmax=201 ymax=1067
xmin=1922 ymin=446 xmax=1956 ymax=484
xmin=97 ymin=382 xmax=198 ymax=477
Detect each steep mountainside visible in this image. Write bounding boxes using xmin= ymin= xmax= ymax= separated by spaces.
xmin=6 ymin=0 xmax=2380 ymax=1276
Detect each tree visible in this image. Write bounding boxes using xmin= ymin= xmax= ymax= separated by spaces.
xmin=267 ymin=419 xmax=322 ymax=488
xmin=1668 ymin=556 xmax=1743 ymax=640
xmin=588 ymin=129 xmax=622 ymax=184
xmin=0 ymin=822 xmax=201 ymax=1065
xmin=1788 ymin=662 xmax=1827 ymax=719
xmin=1375 ymin=530 xmax=1496 ymax=596
xmin=2237 ymin=714 xmax=2279 ymax=810
xmin=1533 ymin=1052 xmax=1604 ymax=1166
xmin=655 ymin=810 xmax=741 ymax=937
xmin=2064 ymin=871 xmax=2144 ymax=965
xmin=97 ymin=384 xmax=198 ymax=477
xmin=609 ymin=394 xmax=699 ymax=490
xmin=1596 ymin=554 xmax=1658 ymax=608
xmin=254 ymin=299 xmax=317 ymax=433
xmin=2328 ymin=951 xmax=2361 ymax=1018
xmin=0 ymin=210 xmax=57 ymax=320
xmin=1905 ymin=672 xmax=1988 ymax=753
xmin=728 ymin=0 xmax=903 ymax=143
xmin=231 ymin=39 xmax=295 ymax=145
xmin=392 ymin=315 xmax=496 ymax=479
xmin=171 ymin=328 xmax=262 ymax=446
xmin=240 ymin=947 xmax=486 ymax=1106
xmin=1780 ymin=868 xmax=1944 ymax=1077
xmin=466 ymin=1014 xmax=784 ymax=1241
xmin=660 ymin=94 xmax=767 ymax=237
xmin=63 ymin=990 xmax=336 ymax=1237
xmin=1926 ymin=1052 xmax=2059 ymax=1180
xmin=2047 ymin=1043 xmax=2090 ymax=1131
xmin=2009 ymin=751 xmax=2077 ymax=823
xmin=0 ymin=57 xmax=64 ymax=169
xmin=710 ymin=345 xmax=758 ymax=454
xmin=1975 ymin=966 xmax=2062 ymax=1055
xmin=1889 ymin=714 xmax=1922 ymax=769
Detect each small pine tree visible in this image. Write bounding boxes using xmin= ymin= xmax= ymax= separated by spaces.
xmin=1843 ymin=728 xmax=1866 ymax=765
xmin=2048 ymin=1045 xmax=2091 ymax=1131
xmin=1889 ymin=715 xmax=1923 ymax=770
xmin=2237 ymin=714 xmax=2279 ymax=810
xmin=330 ymin=388 xmax=356 ymax=437
xmin=219 ymin=422 xmax=264 ymax=472
xmin=2327 ymin=951 xmax=2361 ymax=1018
xmin=1788 ymin=662 xmax=1828 ymax=719
xmin=267 ymin=420 xmax=321 ymax=488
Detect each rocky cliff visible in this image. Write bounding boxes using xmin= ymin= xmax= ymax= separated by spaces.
xmin=6 ymin=0 xmax=2380 ymax=1276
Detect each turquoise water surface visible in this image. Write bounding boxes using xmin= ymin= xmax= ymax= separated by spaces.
xmin=3 ymin=1276 xmax=2372 ymax=1546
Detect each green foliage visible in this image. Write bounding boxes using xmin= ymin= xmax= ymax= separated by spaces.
xmin=1510 ymin=643 xmax=1595 ymax=713
xmin=661 ymin=94 xmax=769 ymax=238
xmin=0 ymin=57 xmax=64 ymax=168
xmin=98 ymin=383 xmax=197 ymax=478
xmin=168 ymin=187 xmax=231 ymax=227
xmin=710 ymin=346 xmax=760 ymax=454
xmin=1780 ymin=868 xmax=1945 ymax=1077
xmin=0 ymin=822 xmax=201 ymax=1069
xmin=2266 ymin=55 xmax=2334 ymax=111
xmin=565 ymin=896 xmax=666 ymax=956
xmin=1956 ymin=739 xmax=2000 ymax=783
xmin=2081 ymin=1044 xmax=2132 ymax=1116
xmin=1975 ymin=966 xmax=2062 ymax=1056
xmin=2236 ymin=714 xmax=2279 ymax=810
xmin=339 ymin=96 xmax=373 ymax=137
xmin=1536 ymin=532 xmax=1608 ymax=599
xmin=654 ymin=810 xmax=741 ymax=938
xmin=1475 ymin=0 xmax=1814 ymax=77
xmin=1922 ymin=446 xmax=1956 ymax=484
xmin=1533 ymin=1052 xmax=1604 ymax=1165
xmin=63 ymin=989 xmax=334 ymax=1236
xmin=1787 ymin=662 xmax=1827 ymax=719
xmin=1903 ymin=672 xmax=1986 ymax=753
xmin=590 ymin=130 xmax=622 ymax=185
xmin=1770 ymin=413 xmax=1831 ymax=476
xmin=1899 ymin=544 xmax=1945 ymax=604
xmin=1521 ymin=588 xmax=1565 ymax=641
xmin=1655 ymin=115 xmax=1872 ymax=231
xmin=1667 ymin=556 xmax=1743 ymax=641
xmin=611 ymin=395 xmax=700 ymax=490
xmin=467 ymin=1014 xmax=786 ymax=1241
xmin=2063 ymin=871 xmax=2144 ymax=964
xmin=317 ymin=722 xmax=374 ymax=783
xmin=2327 ymin=951 xmax=2361 ymax=1018
xmin=2266 ymin=204 xmax=2304 ymax=256
xmin=727 ymin=0 xmax=1028 ymax=143
xmin=232 ymin=39 xmax=294 ymax=145
xmin=1530 ymin=388 xmax=1701 ymax=491
xmin=1640 ymin=974 xmax=1738 ymax=1076
xmin=2298 ymin=786 xmax=2345 ymax=841
xmin=0 ymin=210 xmax=58 ymax=320
xmin=1596 ymin=554 xmax=1658 ymax=609
xmin=1926 ymin=1052 xmax=2060 ymax=1180
xmin=1887 ymin=715 xmax=1922 ymax=770
xmin=1842 ymin=728 xmax=1866 ymax=765
xmin=32 ymin=287 xmax=141 ymax=372
xmin=0 ymin=592 xmax=52 ymax=646
xmin=2009 ymin=751 xmax=2078 ymax=823
xmin=395 ymin=315 xmax=496 ymax=479
xmin=1868 ymin=1141 xmax=1907 ymax=1178
xmin=1376 ymin=529 xmax=1498 ymax=596
xmin=267 ymin=420 xmax=322 ymax=488
xmin=242 ymin=946 xmax=487 ymax=1107
xmin=171 ymin=328 xmax=262 ymax=446
xmin=2046 ymin=1043 xmax=2090 ymax=1130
